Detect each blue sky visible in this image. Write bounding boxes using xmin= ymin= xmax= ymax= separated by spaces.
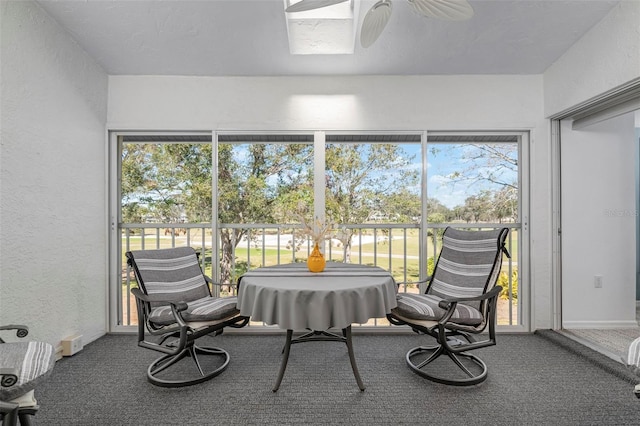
xmin=402 ymin=143 xmax=518 ymax=209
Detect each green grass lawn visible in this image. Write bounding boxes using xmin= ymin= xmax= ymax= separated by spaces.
xmin=121 ymin=228 xmax=519 ymax=287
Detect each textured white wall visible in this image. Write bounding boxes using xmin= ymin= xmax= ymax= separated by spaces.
xmin=0 ymin=1 xmax=108 ymax=347
xmin=543 ymin=1 xmax=640 ymax=328
xmin=544 ymin=1 xmax=640 ymax=117
xmin=108 ymin=75 xmax=544 ymax=131
xmin=560 ymin=113 xmax=637 ymax=328
xmin=108 ymin=74 xmax=554 ymax=329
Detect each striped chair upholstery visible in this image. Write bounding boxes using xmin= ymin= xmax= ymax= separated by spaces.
xmin=394 ymin=293 xmax=483 ymax=325
xmin=394 ymin=227 xmax=506 ymax=328
xmin=129 ymin=247 xmax=239 ymax=326
xmin=0 ymin=341 xmax=55 ymax=402
xmin=148 ymin=297 xmax=239 ymax=326
xmin=1 ymin=328 xmax=55 ymax=426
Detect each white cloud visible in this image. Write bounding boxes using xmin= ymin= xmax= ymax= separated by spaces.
xmin=429 ymin=174 xmax=451 ymax=185
xmin=428 ymin=174 xmax=468 ymax=208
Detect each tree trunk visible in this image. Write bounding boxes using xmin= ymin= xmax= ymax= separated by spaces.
xmin=342 ymin=232 xmax=354 ymax=263
xmin=220 ymin=230 xmax=235 ymax=285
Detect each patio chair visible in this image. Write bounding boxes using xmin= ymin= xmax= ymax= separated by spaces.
xmin=387 ymin=227 xmax=509 ymax=386
xmin=0 ymin=324 xmax=55 ymax=426
xmin=126 ymin=247 xmax=249 ymax=387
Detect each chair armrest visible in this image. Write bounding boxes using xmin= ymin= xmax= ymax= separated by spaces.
xmin=0 ymin=367 xmax=19 ymax=387
xmin=433 ymin=286 xmax=503 ymax=327
xmin=437 ymin=286 xmax=503 ymax=310
xmin=203 ymin=275 xmax=225 ymax=288
xmin=396 ymin=278 xmax=430 ymax=286
xmin=131 ymin=288 xmax=188 ymax=312
xmin=0 ymin=325 xmax=28 ymax=339
xmin=396 ymin=276 xmax=431 ymax=287
xmin=396 ymin=276 xmax=431 ymax=293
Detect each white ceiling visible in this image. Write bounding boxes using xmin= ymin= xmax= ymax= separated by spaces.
xmin=36 ymin=0 xmax=619 ymax=76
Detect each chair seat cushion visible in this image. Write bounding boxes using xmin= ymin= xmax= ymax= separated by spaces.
xmin=0 ymin=341 xmax=55 ymax=401
xmin=392 ymin=293 xmax=483 ymax=326
xmin=149 ymin=296 xmax=240 ymax=326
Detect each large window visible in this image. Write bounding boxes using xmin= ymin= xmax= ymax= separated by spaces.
xmin=324 ymin=135 xmax=421 ymax=267
xmin=111 ymin=131 xmax=528 ymax=331
xmin=426 ymin=134 xmax=524 ymax=326
xmin=114 ymin=134 xmax=214 ymax=326
xmin=216 ymin=135 xmax=314 ymax=283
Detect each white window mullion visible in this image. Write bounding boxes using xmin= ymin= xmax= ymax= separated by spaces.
xmin=108 ymin=132 xmax=120 ymax=332
xmin=212 ymin=131 xmax=220 ymax=282
xmin=421 ymin=130 xmax=429 ymax=285
xmin=314 ymin=131 xmax=326 ymax=251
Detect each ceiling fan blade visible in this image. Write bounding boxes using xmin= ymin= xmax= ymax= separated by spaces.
xmin=285 ymin=0 xmax=349 ymax=13
xmin=360 ymin=0 xmax=393 ymax=48
xmin=408 ymin=0 xmax=474 ymax=21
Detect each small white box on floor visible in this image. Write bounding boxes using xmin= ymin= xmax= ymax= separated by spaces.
xmin=61 ymin=334 xmax=83 ymax=356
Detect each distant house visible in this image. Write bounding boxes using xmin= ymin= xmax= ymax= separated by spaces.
xmin=369 ymin=211 xmax=388 ymax=221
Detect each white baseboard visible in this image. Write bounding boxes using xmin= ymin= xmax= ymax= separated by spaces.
xmin=83 ymin=329 xmax=106 ymax=346
xmin=563 ymin=320 xmax=639 ymax=329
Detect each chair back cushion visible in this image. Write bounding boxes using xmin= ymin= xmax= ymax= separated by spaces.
xmin=127 ymin=247 xmax=210 ymax=307
xmin=428 ymin=227 xmax=508 ymax=311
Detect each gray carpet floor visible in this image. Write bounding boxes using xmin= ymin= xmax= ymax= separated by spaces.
xmin=33 ymin=331 xmax=640 ymax=425
xmin=561 ymin=305 xmax=640 ymax=361
xmin=562 ymin=328 xmax=640 ymax=361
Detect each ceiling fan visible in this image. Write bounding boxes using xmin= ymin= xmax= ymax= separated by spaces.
xmin=285 ymin=0 xmax=474 ymax=48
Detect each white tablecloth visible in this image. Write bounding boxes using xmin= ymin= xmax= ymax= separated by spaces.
xmin=237 ymin=262 xmax=398 ymax=330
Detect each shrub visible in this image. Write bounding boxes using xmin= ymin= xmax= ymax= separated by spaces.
xmin=498 ymin=269 xmax=518 ymax=300
xmin=427 ymin=256 xmax=435 ymax=277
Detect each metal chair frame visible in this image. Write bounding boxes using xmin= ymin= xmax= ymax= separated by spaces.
xmin=127 ymin=249 xmax=249 ymax=387
xmin=388 ymin=227 xmax=509 ymax=386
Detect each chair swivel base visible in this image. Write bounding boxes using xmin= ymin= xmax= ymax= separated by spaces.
xmin=147 ymin=344 xmax=230 ymax=388
xmin=406 ymin=344 xmax=488 ymax=386
xmin=17 ymin=407 xmax=38 ymax=426
xmin=0 ymin=401 xmax=39 ymax=426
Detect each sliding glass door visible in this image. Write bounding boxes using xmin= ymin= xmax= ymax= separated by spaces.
xmin=426 ymin=133 xmax=528 ymax=327
xmin=110 ymin=133 xmax=213 ymax=327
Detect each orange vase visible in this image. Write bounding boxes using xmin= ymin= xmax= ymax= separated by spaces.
xmin=307 ymin=242 xmax=326 ymax=273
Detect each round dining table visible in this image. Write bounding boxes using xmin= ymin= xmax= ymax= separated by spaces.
xmin=237 ymin=262 xmax=398 ymax=391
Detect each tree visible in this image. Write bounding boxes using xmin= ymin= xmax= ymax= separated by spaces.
xmin=493 ymin=185 xmax=518 ymax=222
xmin=167 ymin=144 xmax=213 ymax=223
xmin=426 ymin=198 xmax=453 ymax=222
xmin=430 ymin=142 xmax=518 ymax=222
xmin=121 ymin=143 xmax=212 ymax=223
xmin=384 ymin=189 xmax=421 ymax=222
xmin=463 ymin=191 xmax=493 ymax=222
xmin=123 ymin=140 xmax=419 ymax=278
xmin=218 ymin=143 xmax=313 ymax=282
xmin=426 ymin=211 xmax=446 ymax=252
xmin=441 ymin=143 xmax=517 ymax=190
xmin=324 ymin=143 xmax=418 ymax=262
